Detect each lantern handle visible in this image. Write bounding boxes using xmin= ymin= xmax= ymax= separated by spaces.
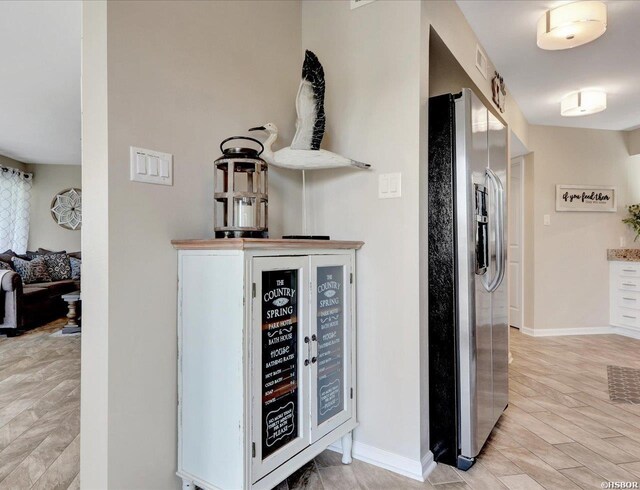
xmin=220 ymin=136 xmax=264 ymax=156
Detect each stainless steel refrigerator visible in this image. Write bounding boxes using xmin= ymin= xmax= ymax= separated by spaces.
xmin=428 ymin=88 xmax=508 ymax=470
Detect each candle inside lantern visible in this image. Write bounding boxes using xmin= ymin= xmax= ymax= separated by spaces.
xmin=234 ymin=197 xmax=255 ymax=228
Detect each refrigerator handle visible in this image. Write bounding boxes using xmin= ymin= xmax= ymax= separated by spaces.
xmin=483 ymin=168 xmax=506 ymax=293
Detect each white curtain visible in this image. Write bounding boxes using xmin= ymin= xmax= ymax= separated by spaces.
xmin=0 ymin=166 xmax=33 ymax=254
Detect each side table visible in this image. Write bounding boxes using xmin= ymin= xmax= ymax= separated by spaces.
xmin=61 ymin=291 xmax=81 ymax=334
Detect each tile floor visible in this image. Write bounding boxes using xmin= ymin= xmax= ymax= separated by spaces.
xmin=276 ymin=328 xmax=640 ymax=489
xmin=1 ymin=323 xmax=640 ymax=489
xmin=0 ymin=318 xmax=79 ymax=489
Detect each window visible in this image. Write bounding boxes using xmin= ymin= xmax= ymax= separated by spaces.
xmin=0 ymin=166 xmax=32 ymax=254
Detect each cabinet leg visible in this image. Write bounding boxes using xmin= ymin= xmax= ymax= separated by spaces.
xmin=181 ymin=478 xmax=194 ymax=490
xmin=341 ymin=431 xmax=353 ymax=465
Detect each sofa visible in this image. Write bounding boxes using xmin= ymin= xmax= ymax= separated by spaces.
xmin=0 ymin=249 xmax=80 ymax=333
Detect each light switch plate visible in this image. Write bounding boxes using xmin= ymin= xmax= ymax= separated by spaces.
xmin=543 ymin=214 xmax=550 ymax=226
xmin=379 ymin=173 xmax=401 ymax=199
xmin=130 ymin=147 xmax=173 ymax=186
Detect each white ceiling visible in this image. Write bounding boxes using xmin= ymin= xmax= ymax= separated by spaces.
xmin=0 ymin=1 xmax=636 ymax=166
xmin=456 ymin=0 xmax=640 ymax=131
xmin=0 ymin=1 xmax=81 ymax=165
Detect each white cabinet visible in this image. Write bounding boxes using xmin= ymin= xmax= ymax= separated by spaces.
xmin=609 ymin=261 xmax=640 ymax=335
xmin=173 ymin=239 xmax=362 ymax=490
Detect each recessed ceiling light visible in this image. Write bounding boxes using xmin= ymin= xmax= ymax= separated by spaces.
xmin=537 ymin=1 xmax=607 ymax=50
xmin=560 ymin=90 xmax=607 ymax=117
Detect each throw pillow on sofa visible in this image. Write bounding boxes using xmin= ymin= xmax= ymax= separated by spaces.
xmin=12 ymin=256 xmax=52 ymax=284
xmin=0 ymin=250 xmax=17 ymax=265
xmin=42 ymin=253 xmax=72 ymax=281
xmin=0 ymin=261 xmax=12 ymax=271
xmin=37 ymin=248 xmax=66 ymax=255
xmin=69 ymin=257 xmax=81 ymax=280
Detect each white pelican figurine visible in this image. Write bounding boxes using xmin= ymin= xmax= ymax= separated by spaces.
xmin=249 ymin=122 xmax=369 ymax=170
xmin=249 ymin=50 xmax=370 ymax=170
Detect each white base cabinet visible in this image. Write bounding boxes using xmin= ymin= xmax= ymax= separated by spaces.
xmin=173 ymin=239 xmax=363 ymax=490
xmin=609 ymin=260 xmax=640 ymax=337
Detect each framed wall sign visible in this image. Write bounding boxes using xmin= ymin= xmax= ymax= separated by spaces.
xmin=556 ymin=185 xmax=617 ymax=212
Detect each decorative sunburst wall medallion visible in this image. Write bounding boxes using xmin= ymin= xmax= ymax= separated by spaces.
xmin=51 ymin=188 xmax=82 ymax=230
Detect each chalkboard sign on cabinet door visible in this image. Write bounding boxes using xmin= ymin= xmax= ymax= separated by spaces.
xmin=310 ymin=255 xmax=353 ymax=444
xmin=316 ymin=266 xmax=345 ymax=425
xmin=261 ymin=269 xmax=299 ymax=459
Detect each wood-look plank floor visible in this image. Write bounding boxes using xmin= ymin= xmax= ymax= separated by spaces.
xmin=0 ymin=318 xmax=80 ymax=490
xmin=2 ymin=323 xmax=640 ymax=489
xmin=278 ymin=328 xmax=640 ymax=490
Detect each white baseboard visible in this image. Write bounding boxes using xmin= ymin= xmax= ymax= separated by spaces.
xmin=611 ymin=325 xmax=640 ymax=339
xmin=520 ymin=325 xmax=640 ymax=339
xmin=328 ymin=441 xmax=435 ymax=482
xmin=520 ymin=326 xmax=613 ymax=337
xmin=421 ymin=451 xmax=437 ymax=480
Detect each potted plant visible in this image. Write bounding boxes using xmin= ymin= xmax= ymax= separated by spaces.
xmin=622 ymin=204 xmax=640 ymax=241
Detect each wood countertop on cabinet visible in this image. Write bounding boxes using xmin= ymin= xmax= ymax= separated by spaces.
xmin=171 ymin=238 xmax=364 ymax=251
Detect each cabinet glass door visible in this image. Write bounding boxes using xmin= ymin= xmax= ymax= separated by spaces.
xmin=252 ymin=257 xmax=310 ymax=482
xmin=310 ymin=255 xmax=353 ymax=442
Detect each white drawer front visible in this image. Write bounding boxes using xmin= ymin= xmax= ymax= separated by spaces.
xmin=617 ymin=290 xmax=640 ymax=309
xmin=614 ymin=307 xmax=640 ymax=328
xmin=617 ymin=262 xmax=640 ymax=278
xmin=618 ymin=291 xmax=640 ymax=310
xmin=618 ymin=277 xmax=640 ymax=292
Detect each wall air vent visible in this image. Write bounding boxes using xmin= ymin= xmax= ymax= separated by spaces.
xmin=350 ymin=0 xmax=376 ymax=10
xmin=475 ymin=45 xmax=488 ymax=80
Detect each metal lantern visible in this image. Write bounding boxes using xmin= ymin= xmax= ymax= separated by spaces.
xmin=214 ymin=136 xmax=268 ymax=238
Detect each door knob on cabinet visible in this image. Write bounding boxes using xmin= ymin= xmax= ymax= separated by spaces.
xmin=311 ymin=334 xmax=317 ymax=341
xmin=304 ymin=336 xmax=310 ymax=343
xmin=304 ymin=359 xmax=310 ymax=366
xmin=311 ymin=357 xmax=317 ymax=364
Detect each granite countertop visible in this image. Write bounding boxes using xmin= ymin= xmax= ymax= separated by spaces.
xmin=607 ymin=249 xmax=640 ymax=261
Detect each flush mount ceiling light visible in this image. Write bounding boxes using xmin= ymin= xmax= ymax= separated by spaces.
xmin=537 ymin=1 xmax=607 ymax=50
xmin=560 ymin=90 xmax=607 ymax=116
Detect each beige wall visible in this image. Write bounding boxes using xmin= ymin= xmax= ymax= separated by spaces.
xmin=303 ymin=0 xmax=424 ymax=464
xmin=422 ymin=0 xmax=529 ymax=150
xmin=627 ymin=128 xmax=640 ymax=156
xmin=82 ymin=1 xmax=302 ymax=488
xmin=26 ymin=164 xmax=81 ymax=252
xmin=429 ymin=29 xmax=475 ymax=98
xmin=523 ymin=152 xmax=535 ymax=329
xmin=528 ymin=126 xmax=640 ymax=332
xmin=0 ymin=154 xmax=27 ymax=172
xmin=627 ymin=146 xmax=640 ymax=204
xmin=81 ymin=1 xmax=109 ymax=486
